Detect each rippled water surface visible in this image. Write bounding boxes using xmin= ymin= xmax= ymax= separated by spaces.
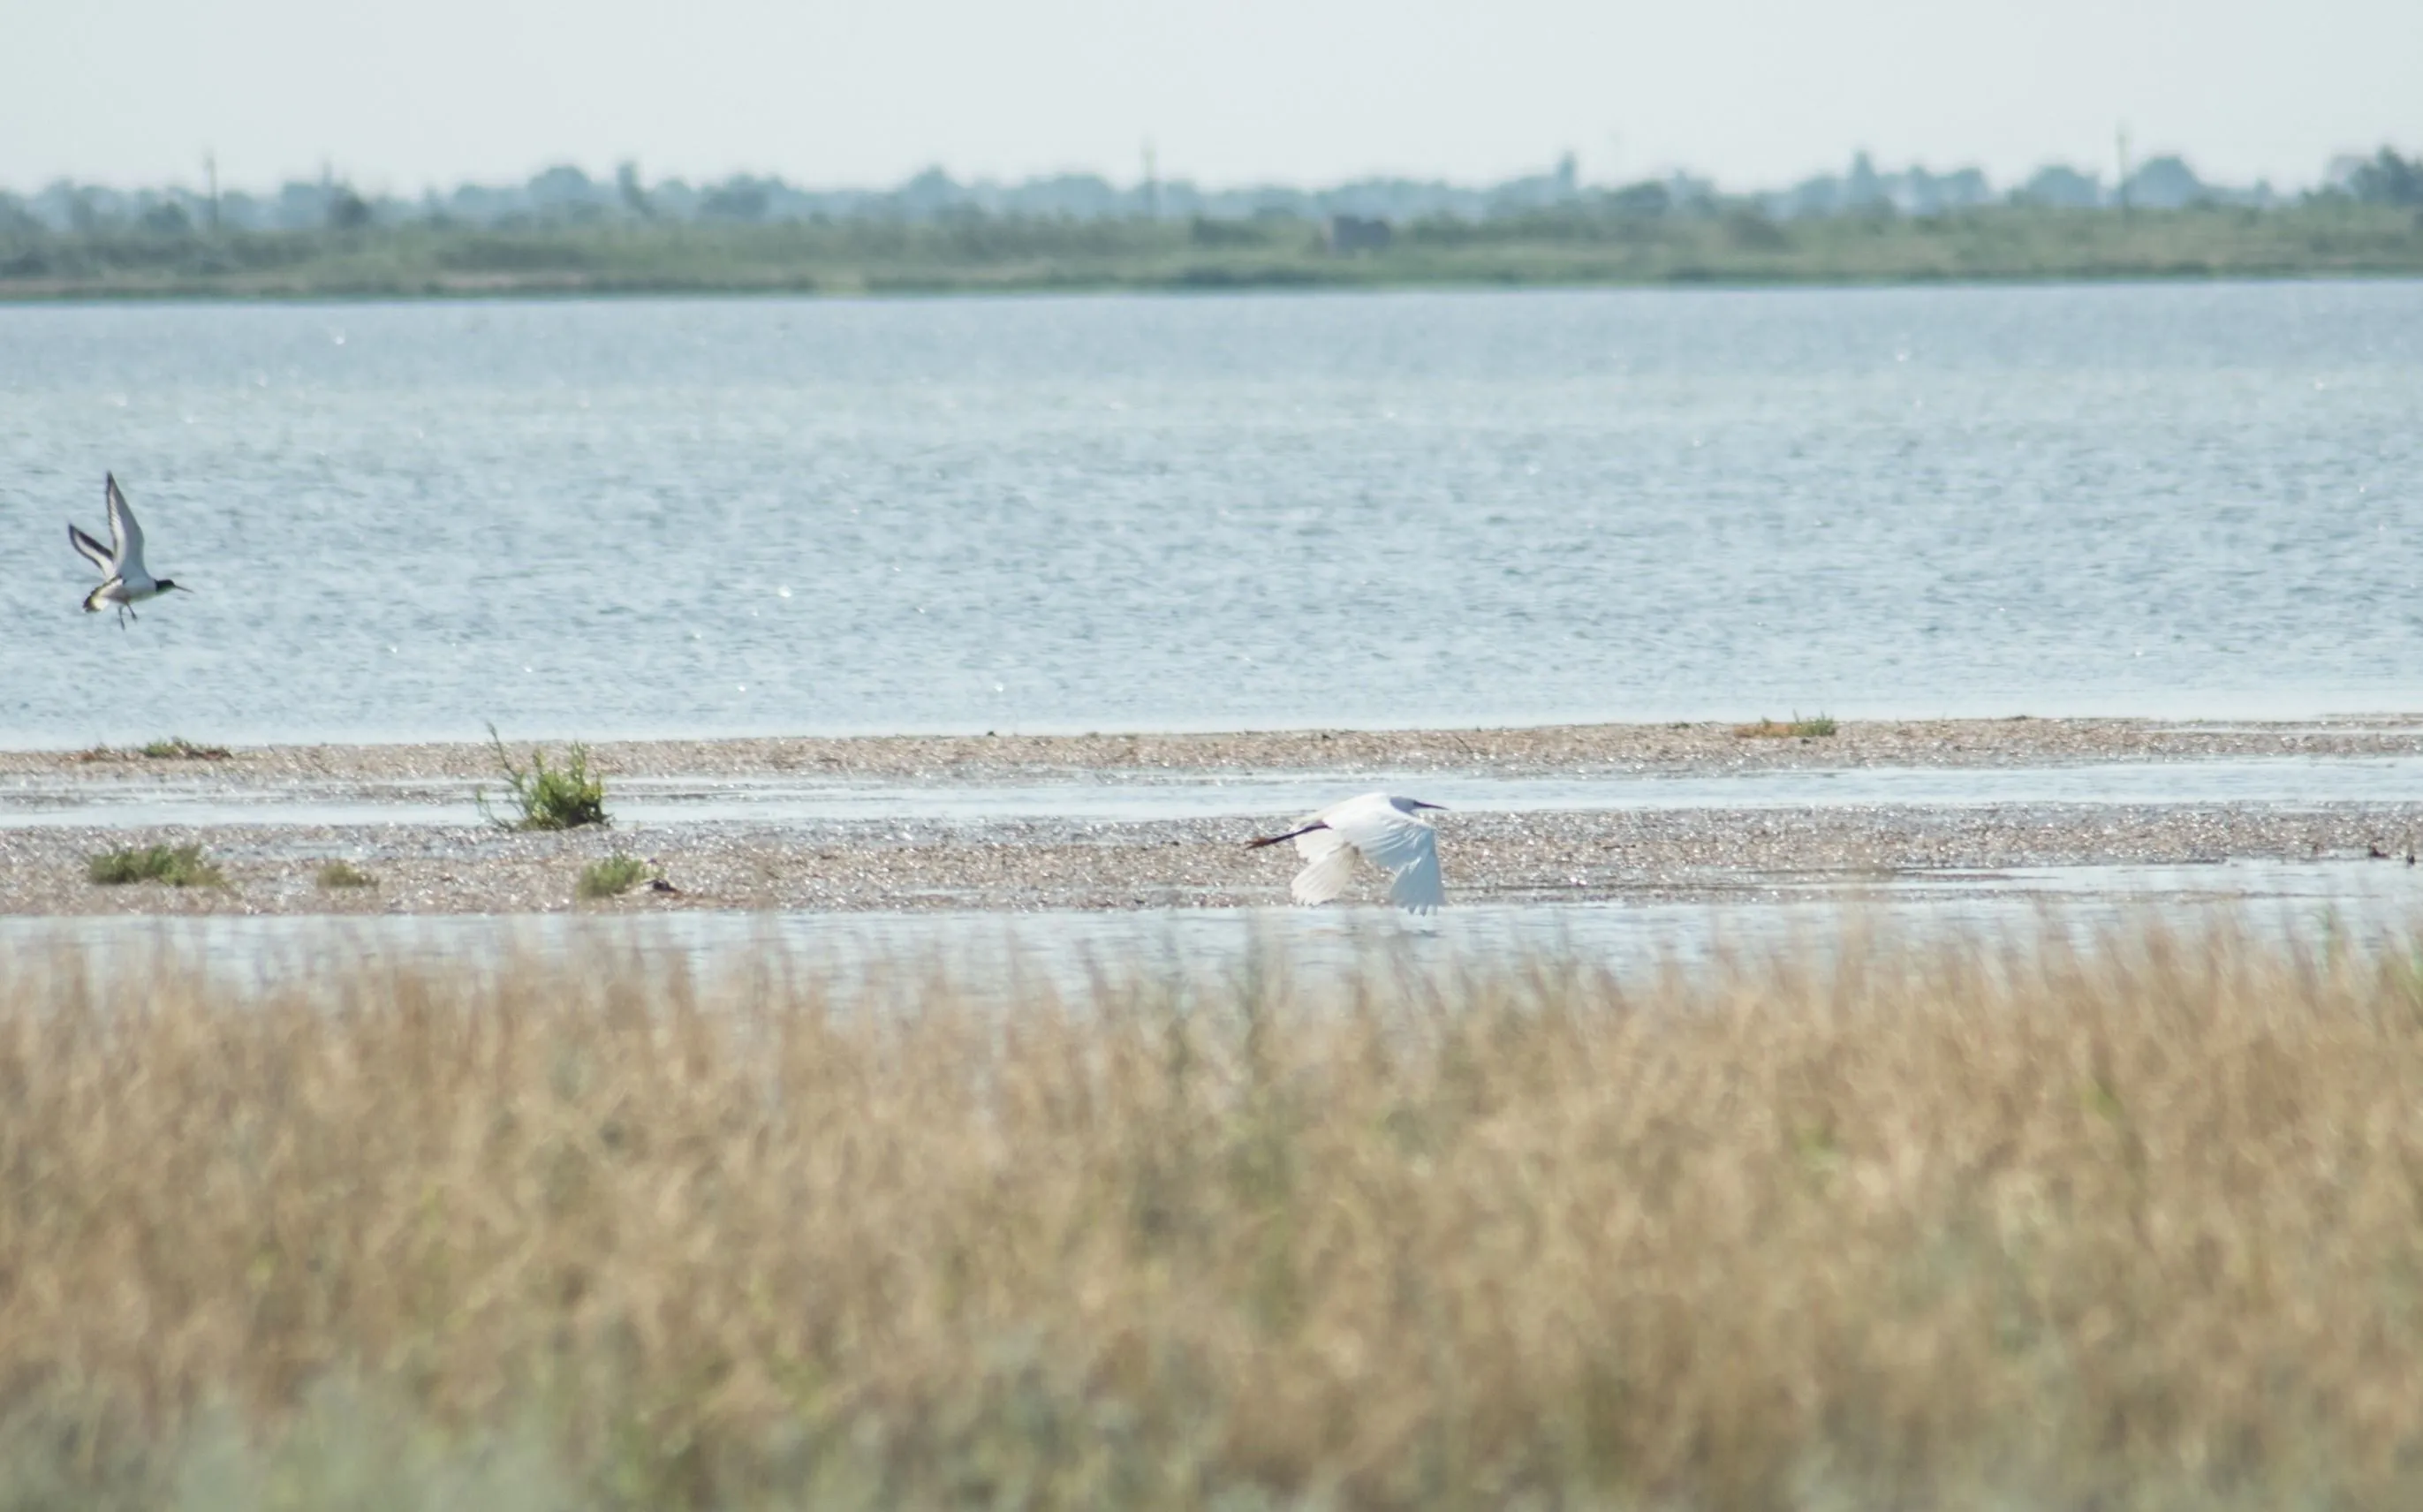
xmin=5 ymin=282 xmax=2420 ymax=745
xmin=10 ymin=861 xmax=2420 ymax=990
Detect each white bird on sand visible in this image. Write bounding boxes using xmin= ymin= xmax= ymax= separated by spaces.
xmin=1246 ymin=792 xmax=1449 ymax=914
xmin=70 ymin=473 xmax=187 ymax=629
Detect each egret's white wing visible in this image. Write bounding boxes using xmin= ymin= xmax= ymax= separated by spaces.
xmin=69 ymin=525 xmax=114 ymax=575
xmin=1288 ymin=827 xmax=1359 ymax=905
xmin=1324 ymin=797 xmax=1444 ymax=914
xmin=1322 ymin=798 xmax=1433 ymax=872
xmin=1383 ymin=842 xmax=1444 ymax=913
xmin=1290 ymin=824 xmax=1352 ymax=862
xmin=105 ymin=475 xmax=147 ymax=578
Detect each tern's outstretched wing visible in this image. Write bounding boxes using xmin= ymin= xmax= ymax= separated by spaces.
xmin=104 ymin=474 xmax=148 ymax=578
xmin=82 ymin=578 xmax=124 ymax=613
xmin=69 ymin=524 xmax=115 ymax=574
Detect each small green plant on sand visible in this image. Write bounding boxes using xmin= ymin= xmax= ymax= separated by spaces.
xmin=576 ymin=854 xmax=650 ymax=900
xmin=477 ymin=723 xmax=609 ymax=831
xmin=316 ymin=859 xmax=375 ymax=890
xmin=140 ymin=737 xmax=232 ymax=760
xmin=1733 ymin=713 xmax=1839 ymax=739
xmin=87 ymin=843 xmax=224 ymax=888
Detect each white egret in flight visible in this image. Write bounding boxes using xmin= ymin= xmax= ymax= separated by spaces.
xmin=70 ymin=473 xmax=188 ymax=629
xmin=1247 ymin=792 xmax=1448 ymax=913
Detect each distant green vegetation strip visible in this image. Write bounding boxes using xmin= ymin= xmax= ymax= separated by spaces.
xmin=5 ymin=203 xmax=2422 ymax=299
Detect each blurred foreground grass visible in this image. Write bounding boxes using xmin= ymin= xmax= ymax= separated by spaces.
xmin=4 ymin=201 xmax=2421 ymax=299
xmin=4 ymin=921 xmax=2422 ymax=1508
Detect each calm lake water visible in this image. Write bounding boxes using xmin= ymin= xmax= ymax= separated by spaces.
xmin=4 ymin=282 xmax=2420 ymax=747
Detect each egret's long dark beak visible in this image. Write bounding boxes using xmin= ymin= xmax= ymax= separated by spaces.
xmin=1412 ymin=801 xmax=1449 ymax=811
xmin=1246 ymin=821 xmax=1329 ymax=849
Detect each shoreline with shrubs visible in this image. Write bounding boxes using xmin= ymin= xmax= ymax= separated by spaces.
xmin=4 ymin=200 xmax=2422 ymax=301
xmin=2 ymin=714 xmax=2421 ymax=914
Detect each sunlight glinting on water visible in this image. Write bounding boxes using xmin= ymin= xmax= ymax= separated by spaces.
xmin=6 ymin=282 xmax=2421 ymax=745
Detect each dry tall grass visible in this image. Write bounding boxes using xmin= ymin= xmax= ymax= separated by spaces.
xmin=4 ymin=921 xmax=2422 ymax=1509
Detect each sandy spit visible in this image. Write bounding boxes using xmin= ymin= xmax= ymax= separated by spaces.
xmin=7 ymin=718 xmax=2422 ymax=916
xmin=7 ymin=714 xmax=2423 ymax=788
xmin=5 ymin=803 xmax=2421 ymax=918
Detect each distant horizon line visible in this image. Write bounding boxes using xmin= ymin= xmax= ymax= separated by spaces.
xmin=8 ymin=140 xmax=2411 ymax=202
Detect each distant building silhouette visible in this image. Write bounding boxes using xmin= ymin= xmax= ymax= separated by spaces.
xmin=2124 ymin=155 xmax=2207 ymax=209
xmin=0 ymin=146 xmax=2374 ymax=237
xmin=699 ymin=179 xmax=771 ymax=222
xmin=1761 ymin=154 xmax=1992 ymax=220
xmin=2014 ymin=164 xmax=2103 ymax=208
xmin=1845 ymin=151 xmax=1886 ymax=210
xmin=2338 ymin=147 xmax=2422 ymax=205
xmin=1326 ymin=215 xmax=1392 ymax=254
xmin=526 ymin=164 xmax=612 ymax=221
xmin=616 ymin=161 xmax=652 ymax=219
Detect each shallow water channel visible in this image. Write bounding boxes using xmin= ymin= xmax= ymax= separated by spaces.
xmin=11 ymin=858 xmax=2419 ymax=994
xmin=7 ymin=755 xmax=2423 ymax=830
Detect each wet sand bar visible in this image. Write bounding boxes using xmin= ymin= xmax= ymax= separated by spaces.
xmin=3 ymin=716 xmax=2420 ymax=916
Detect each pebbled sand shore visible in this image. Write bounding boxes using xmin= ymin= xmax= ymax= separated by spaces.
xmin=4 ymin=805 xmax=2422 ymax=917
xmin=7 ymin=714 xmax=2423 ymax=786
xmin=4 ymin=716 xmax=2421 ymax=916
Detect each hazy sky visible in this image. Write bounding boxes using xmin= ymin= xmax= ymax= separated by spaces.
xmin=5 ymin=0 xmax=2419 ymax=194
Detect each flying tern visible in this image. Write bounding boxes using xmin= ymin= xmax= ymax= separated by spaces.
xmin=70 ymin=473 xmax=186 ymax=629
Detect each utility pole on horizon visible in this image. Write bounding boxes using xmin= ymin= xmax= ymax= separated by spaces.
xmin=2116 ymin=125 xmax=2132 ymax=217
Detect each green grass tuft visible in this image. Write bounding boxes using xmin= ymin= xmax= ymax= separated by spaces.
xmin=139 ymin=737 xmax=231 ymax=760
xmin=476 ymin=723 xmax=609 ymax=831
xmin=576 ymin=854 xmax=651 ymax=901
xmin=314 ymin=859 xmax=375 ymax=890
xmin=86 ymin=843 xmax=224 ymax=888
xmin=1734 ymin=714 xmax=1839 ymax=739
